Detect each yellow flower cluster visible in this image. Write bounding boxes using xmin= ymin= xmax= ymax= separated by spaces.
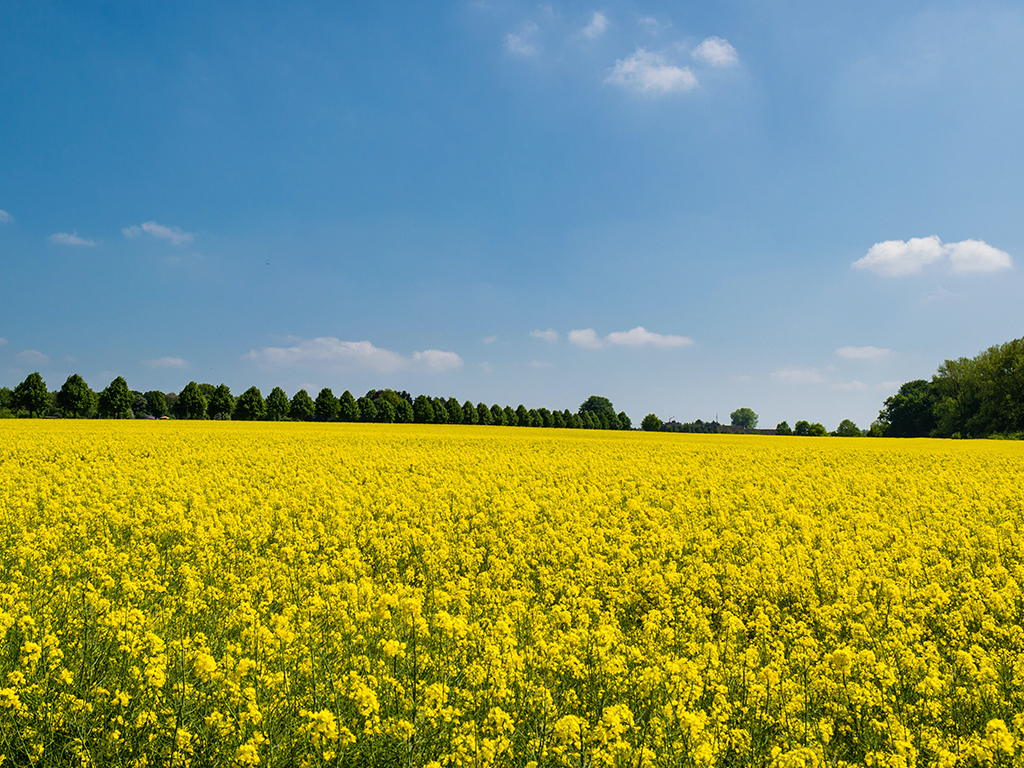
xmin=1 ymin=420 xmax=1023 ymax=767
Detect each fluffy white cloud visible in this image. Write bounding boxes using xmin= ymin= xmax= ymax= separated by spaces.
xmin=836 ymin=345 xmax=891 ymax=360
xmin=569 ymin=326 xmax=693 ymax=349
xmin=412 ymin=349 xmax=464 ymax=372
xmin=530 ymin=328 xmax=559 ymax=342
xmin=122 ymin=221 xmax=194 ymax=246
xmin=582 ymin=11 xmax=608 ymax=39
xmin=17 ymin=349 xmax=50 ymax=365
xmin=606 ymin=49 xmax=698 ymax=93
xmin=946 ymin=239 xmax=1013 ymax=273
xmin=244 ymin=337 xmax=462 ymax=374
xmin=0 ymin=210 xmax=11 ymax=224
xmin=692 ymin=36 xmax=738 ymax=66
xmin=568 ymin=329 xmax=605 ymax=349
xmin=505 ymin=23 xmax=540 ymax=56
xmin=143 ymin=356 xmax=189 ymax=369
xmin=853 ymin=236 xmax=1012 ymax=276
xmin=771 ymin=368 xmax=825 ymax=384
xmin=49 ymin=231 xmax=96 ymax=247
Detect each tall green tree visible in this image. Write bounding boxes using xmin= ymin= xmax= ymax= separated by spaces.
xmin=538 ymin=408 xmax=552 ymax=427
xmin=793 ymin=420 xmax=811 ymax=436
xmin=145 ymin=391 xmax=169 ymax=418
xmin=413 ymin=395 xmax=435 ymax=423
xmin=617 ymin=412 xmax=631 ymax=430
xmin=446 ymin=398 xmax=463 ymax=424
xmin=290 ymin=389 xmax=315 ymax=421
xmin=475 ymin=402 xmax=491 ymax=425
xmin=376 ymin=399 xmax=396 ymax=423
xmin=265 ymin=387 xmax=290 ymax=421
xmin=579 ymin=395 xmax=617 ymax=420
xmin=98 ymin=377 xmax=133 ymax=419
xmin=878 ymin=380 xmax=938 ymax=437
xmin=208 ymin=384 xmax=235 ymax=420
xmin=338 ymin=390 xmax=360 ymax=422
xmin=13 ymin=372 xmax=51 ymax=417
xmin=357 ymin=396 xmax=377 ymax=423
xmin=641 ymin=413 xmax=662 ymax=432
xmin=551 ymin=410 xmax=565 ymax=428
xmin=462 ymin=400 xmax=479 ymax=425
xmin=315 ymin=388 xmax=340 ymax=422
xmin=730 ymin=407 xmax=759 ymax=429
xmin=515 ymin=404 xmax=528 ymax=426
xmin=395 ymin=398 xmax=414 ymax=423
xmin=56 ymin=374 xmax=96 ymax=418
xmin=432 ymin=398 xmax=448 ymax=424
xmin=174 ymin=382 xmax=208 ymax=419
xmin=776 ymin=421 xmax=793 ymax=435
xmin=131 ymin=391 xmax=150 ymax=418
xmin=235 ymin=386 xmax=267 ymax=421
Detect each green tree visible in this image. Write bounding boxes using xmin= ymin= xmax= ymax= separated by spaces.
xmin=131 ymin=391 xmax=150 ymax=418
xmin=357 ymin=397 xmax=377 ymax=423
xmin=265 ymin=387 xmax=290 ymax=420
xmin=515 ymin=404 xmax=529 ymax=427
xmin=315 ymin=388 xmax=340 ymax=422
xmin=339 ymin=390 xmax=360 ymax=422
xmin=208 ymin=384 xmax=235 ymax=420
xmin=235 ymin=386 xmax=267 ymax=421
xmin=197 ymin=383 xmax=217 ymax=404
xmin=446 ymin=398 xmax=463 ymax=424
xmin=462 ymin=400 xmax=478 ymax=425
xmin=477 ymin=403 xmax=492 ymax=425
xmin=174 ymin=382 xmax=208 ymax=420
xmin=527 ymin=408 xmax=541 ymax=427
xmin=13 ymin=372 xmax=51 ymax=417
xmin=793 ymin=420 xmax=811 ymax=436
xmin=395 ymin=398 xmax=414 ymax=423
xmin=490 ymin=404 xmax=505 ymax=426
xmin=432 ymin=398 xmax=448 ymax=424
xmin=730 ymin=407 xmax=758 ymax=429
xmin=0 ymin=386 xmax=12 ymax=413
xmin=551 ymin=410 xmax=565 ymax=428
xmin=579 ymin=395 xmax=617 ymax=420
xmin=290 ymin=389 xmax=315 ymax=421
xmin=503 ymin=405 xmax=516 ymax=426
xmin=413 ymin=395 xmax=435 ymax=424
xmin=641 ymin=413 xmax=662 ymax=432
xmin=98 ymin=376 xmax=133 ymax=419
xmin=776 ymin=421 xmax=793 ymax=436
xmin=833 ymin=419 xmax=862 ymax=437
xmin=538 ymin=408 xmax=552 ymax=427
xmin=808 ymin=422 xmax=828 ymax=436
xmin=878 ymin=379 xmax=938 ymax=438
xmin=56 ymin=374 xmax=96 ymax=418
xmin=145 ymin=391 xmax=168 ymax=418
xmin=617 ymin=411 xmax=631 ymax=430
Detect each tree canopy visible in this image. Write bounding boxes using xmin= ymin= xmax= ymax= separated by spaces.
xmin=730 ymin=407 xmax=758 ymax=429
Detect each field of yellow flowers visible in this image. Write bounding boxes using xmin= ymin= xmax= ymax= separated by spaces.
xmin=1 ymin=421 xmax=1023 ymax=767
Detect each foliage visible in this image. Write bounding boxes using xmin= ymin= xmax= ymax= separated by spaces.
xmin=640 ymin=413 xmax=662 ymax=431
xmin=832 ymin=419 xmax=863 ymax=437
xmin=174 ymin=381 xmax=208 ymax=420
xmin=289 ymin=389 xmax=315 ymax=422
xmin=729 ymin=407 xmax=758 ymax=429
xmin=98 ymin=376 xmax=134 ymax=419
xmin=146 ymin=391 xmax=169 ymax=418
xmin=776 ymin=420 xmax=793 ymax=436
xmin=13 ymin=372 xmax=51 ymax=417
xmin=314 ymin=388 xmax=340 ymax=422
xmin=338 ymin=390 xmax=360 ymax=422
xmin=578 ymin=395 xmax=616 ymax=419
xmin=265 ymin=387 xmax=291 ymax=421
xmin=234 ymin=386 xmax=267 ymax=421
xmin=878 ymin=380 xmax=938 ymax=438
xmin=56 ymin=374 xmax=97 ymax=418
xmin=208 ymin=384 xmax=236 ymax=420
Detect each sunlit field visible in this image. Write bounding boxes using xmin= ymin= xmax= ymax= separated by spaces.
xmin=2 ymin=421 xmax=1023 ymax=767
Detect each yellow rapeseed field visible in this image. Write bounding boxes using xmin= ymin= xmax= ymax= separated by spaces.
xmin=1 ymin=421 xmax=1023 ymax=768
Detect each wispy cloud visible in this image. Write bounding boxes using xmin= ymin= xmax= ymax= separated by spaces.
xmin=853 ymin=236 xmax=1012 ymax=276
xmin=143 ymin=356 xmax=189 ymax=369
xmin=122 ymin=221 xmax=194 ymax=246
xmin=606 ymin=49 xmax=698 ymax=94
xmin=17 ymin=349 xmax=50 ymax=366
xmin=244 ymin=337 xmax=463 ymax=374
xmin=529 ymin=360 xmax=555 ymax=369
xmin=483 ymin=335 xmax=499 ymax=344
xmin=0 ymin=210 xmax=12 ymax=224
xmin=692 ymin=36 xmax=739 ymax=66
xmin=833 ymin=380 xmax=868 ymax=391
xmin=637 ymin=16 xmax=668 ymax=34
xmin=0 ymin=338 xmax=6 ymax=346
xmin=771 ymin=368 xmax=826 ymax=384
xmin=530 ymin=328 xmax=559 ymax=343
xmin=49 ymin=231 xmax=97 ymax=247
xmin=836 ymin=345 xmax=891 ymax=361
xmin=569 ymin=326 xmax=693 ymax=349
xmin=581 ymin=11 xmax=608 ymax=39
xmin=505 ymin=23 xmax=540 ymax=56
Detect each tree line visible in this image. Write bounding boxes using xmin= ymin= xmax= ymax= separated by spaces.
xmin=875 ymin=335 xmax=1024 ymax=439
xmin=0 ymin=374 xmax=635 ymax=430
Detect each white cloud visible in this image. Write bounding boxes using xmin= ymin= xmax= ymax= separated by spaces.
xmin=505 ymin=23 xmax=540 ymax=56
xmin=49 ymin=231 xmax=97 ymax=247
xmin=530 ymin=328 xmax=559 ymax=343
xmin=17 ymin=349 xmax=50 ymax=366
xmin=143 ymin=356 xmax=189 ymax=369
xmin=946 ymin=239 xmax=1013 ymax=273
xmin=529 ymin=360 xmax=555 ymax=369
xmin=771 ymin=368 xmax=826 ymax=384
xmin=0 ymin=338 xmax=6 ymax=346
xmin=122 ymin=221 xmax=194 ymax=246
xmin=637 ymin=16 xmax=667 ymax=34
xmin=483 ymin=335 xmax=499 ymax=344
xmin=692 ymin=36 xmax=739 ymax=66
xmin=836 ymin=345 xmax=891 ymax=361
xmin=244 ymin=337 xmax=462 ymax=374
xmin=568 ymin=328 xmax=605 ymax=349
xmin=412 ymin=349 xmax=464 ymax=372
xmin=582 ymin=11 xmax=608 ymax=39
xmin=0 ymin=210 xmax=11 ymax=224
xmin=569 ymin=326 xmax=693 ymax=349
xmin=833 ymin=380 xmax=868 ymax=391
xmin=606 ymin=49 xmax=698 ymax=94
xmin=853 ymin=236 xmax=1012 ymax=276
xmin=606 ymin=326 xmax=693 ymax=347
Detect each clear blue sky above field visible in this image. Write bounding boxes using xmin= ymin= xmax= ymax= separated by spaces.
xmin=1 ymin=0 xmax=1022 ymax=428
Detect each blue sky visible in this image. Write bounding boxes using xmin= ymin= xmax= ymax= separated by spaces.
xmin=1 ymin=0 xmax=1021 ymax=428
